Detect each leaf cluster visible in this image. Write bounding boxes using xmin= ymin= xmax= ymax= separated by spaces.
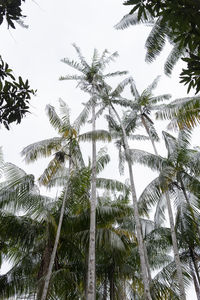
xmin=0 ymin=56 xmax=35 ymax=129
xmin=122 ymin=0 xmax=200 ymax=94
xmin=0 ymin=0 xmax=26 ymax=29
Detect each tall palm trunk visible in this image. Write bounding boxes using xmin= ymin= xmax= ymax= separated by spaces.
xmin=87 ymin=103 xmax=97 ymax=300
xmin=40 ymin=154 xmax=72 ymax=300
xmin=142 ymin=116 xmax=187 ymax=300
xmin=111 ymin=105 xmax=152 ymax=300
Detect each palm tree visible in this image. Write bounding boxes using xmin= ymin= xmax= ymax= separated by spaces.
xmin=95 ymin=83 xmax=152 ymax=298
xmin=130 ymin=128 xmax=200 ymax=299
xmin=59 ymin=44 xmax=127 ymax=300
xmin=21 ymin=99 xmax=86 ymax=300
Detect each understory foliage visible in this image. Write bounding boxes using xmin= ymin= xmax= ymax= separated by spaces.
xmin=1 ymin=43 xmax=200 ymax=300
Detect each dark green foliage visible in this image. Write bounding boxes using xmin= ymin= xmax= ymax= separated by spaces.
xmin=0 ymin=56 xmax=35 ymax=129
xmin=0 ymin=0 xmax=25 ymax=29
xmin=122 ymin=0 xmax=200 ymax=94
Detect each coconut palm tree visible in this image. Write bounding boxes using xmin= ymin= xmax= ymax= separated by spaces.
xmin=21 ymin=99 xmax=87 ymax=300
xmin=130 ymin=128 xmax=200 ymax=299
xmin=59 ymin=44 xmax=127 ymax=300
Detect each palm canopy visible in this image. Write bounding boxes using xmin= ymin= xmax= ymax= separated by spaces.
xmin=21 ymin=99 xmax=88 ymax=186
xmin=59 ymin=44 xmax=127 ymax=94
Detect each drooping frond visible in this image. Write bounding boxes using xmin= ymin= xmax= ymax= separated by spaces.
xmin=96 ymin=178 xmax=130 ymax=194
xmin=38 ymin=157 xmax=63 ymax=186
xmin=162 ymin=131 xmax=177 ymax=158
xmin=145 ymin=18 xmax=167 ymax=63
xmin=154 ymin=194 xmax=166 ymax=227
xmin=130 ymin=78 xmax=140 ymax=99
xmin=164 ymin=44 xmax=185 ymax=76
xmin=130 ymin=149 xmax=164 ymax=172
xmin=21 ymin=137 xmax=63 ymax=163
xmin=96 ymin=147 xmax=110 ymax=174
xmin=138 ymin=177 xmax=162 ymax=213
xmin=149 ymin=93 xmax=171 ymax=105
xmin=79 ymin=130 xmax=111 ymax=142
xmin=128 ymin=134 xmax=149 ymax=141
xmin=156 ymin=95 xmax=200 ymax=130
xmin=115 ymin=12 xmax=154 ymax=30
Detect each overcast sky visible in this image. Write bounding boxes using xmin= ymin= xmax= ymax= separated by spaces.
xmin=0 ymin=0 xmax=198 ymax=298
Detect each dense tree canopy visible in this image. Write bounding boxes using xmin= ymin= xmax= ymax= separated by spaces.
xmin=118 ymin=0 xmax=200 ymax=94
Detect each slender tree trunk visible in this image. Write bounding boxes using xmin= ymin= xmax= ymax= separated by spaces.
xmin=109 ymin=269 xmax=114 ymax=300
xmin=165 ymin=191 xmax=186 ymax=300
xmin=189 ymin=259 xmax=200 ymax=300
xmin=142 ymin=116 xmax=186 ymax=299
xmin=40 ymin=156 xmax=72 ymax=300
xmin=111 ymin=105 xmax=152 ymax=300
xmin=103 ymin=272 xmax=108 ymax=300
xmin=87 ymin=103 xmax=97 ymax=300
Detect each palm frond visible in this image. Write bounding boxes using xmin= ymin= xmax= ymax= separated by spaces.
xmin=72 ymin=43 xmax=90 ymax=71
xmin=145 ymin=75 xmax=161 ymax=93
xmin=112 ymin=77 xmax=132 ymax=97
xmin=156 ymin=96 xmax=200 ymax=130
xmin=103 ymin=71 xmax=128 ymax=78
xmin=59 ymin=74 xmax=84 ymax=81
xmin=46 ymin=104 xmax=63 ymax=133
xmin=96 ymin=148 xmax=110 ymax=174
xmin=58 ymin=98 xmax=71 ymax=128
xmin=96 ymin=178 xmax=130 ymax=194
xmin=130 ymin=149 xmax=164 ymax=172
xmin=149 ymin=93 xmax=171 ymax=105
xmin=21 ymin=137 xmax=62 ymax=163
xmin=164 ymin=44 xmax=185 ymax=76
xmin=60 ymin=57 xmax=85 ymax=73
xmin=138 ymin=177 xmax=162 ymax=212
xmin=115 ymin=12 xmax=154 ymax=30
xmin=145 ymin=18 xmax=167 ymax=63
xmin=79 ymin=130 xmax=111 ymax=142
xmin=38 ymin=157 xmax=63 ymax=186
xmin=73 ymin=101 xmax=91 ymax=132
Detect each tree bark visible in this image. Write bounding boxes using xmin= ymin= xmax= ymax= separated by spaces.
xmin=87 ymin=103 xmax=97 ymax=300
xmin=111 ymin=105 xmax=152 ymax=300
xmin=40 ymin=154 xmax=72 ymax=300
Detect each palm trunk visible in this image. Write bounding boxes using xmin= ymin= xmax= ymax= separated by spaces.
xmin=165 ymin=191 xmax=186 ymax=300
xmin=87 ymin=103 xmax=97 ymax=300
xmin=111 ymin=105 xmax=152 ymax=300
xmin=40 ymin=155 xmax=72 ymax=300
xmin=103 ymin=272 xmax=108 ymax=300
xmin=142 ymin=116 xmax=186 ymax=300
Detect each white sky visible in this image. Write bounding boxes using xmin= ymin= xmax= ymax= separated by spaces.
xmin=0 ymin=0 xmax=198 ymax=298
